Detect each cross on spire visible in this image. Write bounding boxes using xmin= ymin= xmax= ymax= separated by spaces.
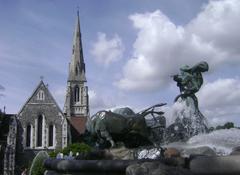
xmin=40 ymin=76 xmax=44 ymax=81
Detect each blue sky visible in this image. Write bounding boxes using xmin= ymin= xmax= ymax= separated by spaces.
xmin=1 ymin=0 xmax=240 ymax=126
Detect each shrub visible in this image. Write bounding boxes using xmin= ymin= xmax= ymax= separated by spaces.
xmin=48 ymin=150 xmax=58 ymax=158
xmin=48 ymin=143 xmax=92 ymax=158
xmin=62 ymin=143 xmax=92 ymax=156
xmin=29 ymin=151 xmax=49 ymax=175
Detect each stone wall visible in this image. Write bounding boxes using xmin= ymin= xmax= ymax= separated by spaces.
xmin=3 ymin=115 xmax=17 ymax=175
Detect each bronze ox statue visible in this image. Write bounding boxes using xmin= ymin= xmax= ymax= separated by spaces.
xmin=85 ymin=103 xmax=166 ymax=148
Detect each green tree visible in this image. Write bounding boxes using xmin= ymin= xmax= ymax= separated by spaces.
xmin=223 ymin=122 xmax=234 ymax=129
xmin=215 ymin=122 xmax=235 ymax=130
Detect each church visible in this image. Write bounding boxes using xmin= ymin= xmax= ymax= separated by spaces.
xmin=2 ymin=12 xmax=89 ymax=174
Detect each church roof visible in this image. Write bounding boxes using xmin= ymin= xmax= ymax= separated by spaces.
xmin=68 ymin=11 xmax=86 ymax=82
xmin=17 ymin=80 xmax=64 ymax=116
xmin=69 ymin=116 xmax=87 ymax=134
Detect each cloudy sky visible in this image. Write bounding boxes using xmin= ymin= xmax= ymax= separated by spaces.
xmin=1 ymin=0 xmax=240 ymax=126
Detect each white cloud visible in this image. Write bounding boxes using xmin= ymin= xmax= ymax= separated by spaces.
xmin=197 ymin=78 xmax=240 ymax=125
xmin=90 ymin=32 xmax=124 ymax=66
xmin=198 ymin=78 xmax=240 ymax=109
xmin=187 ymin=0 xmax=240 ymax=57
xmin=116 ymin=0 xmax=240 ymax=91
xmin=88 ymin=90 xmax=115 ymax=114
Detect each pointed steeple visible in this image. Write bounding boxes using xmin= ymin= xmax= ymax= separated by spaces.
xmin=64 ymin=11 xmax=89 ymax=119
xmin=68 ymin=11 xmax=86 ymax=82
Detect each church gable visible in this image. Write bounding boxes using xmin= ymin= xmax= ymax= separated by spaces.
xmin=17 ymin=80 xmax=67 ymax=151
xmin=28 ymin=81 xmax=56 ymax=104
xmin=18 ymin=80 xmax=62 ymax=114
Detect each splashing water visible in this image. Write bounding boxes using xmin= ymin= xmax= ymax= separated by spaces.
xmin=164 ymin=128 xmax=240 ymax=156
xmin=145 ymin=99 xmax=239 ymax=157
xmin=162 ymin=95 xmax=238 ymax=155
xmin=163 ymin=101 xmax=186 ymax=127
xmin=187 ymin=128 xmax=240 ymax=155
xmin=163 ymin=95 xmax=208 ymax=141
xmin=138 ymin=128 xmax=240 ymax=159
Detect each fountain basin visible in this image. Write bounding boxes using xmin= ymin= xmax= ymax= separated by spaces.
xmin=44 ymin=159 xmax=156 ymax=175
xmin=44 ymin=154 xmax=240 ymax=175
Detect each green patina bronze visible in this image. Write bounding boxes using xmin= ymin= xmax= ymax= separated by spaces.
xmin=173 ymin=61 xmax=209 ymax=108
xmin=173 ymin=61 xmax=208 ymax=96
xmin=166 ymin=61 xmax=209 ymax=141
xmin=86 ymin=104 xmax=166 ymax=148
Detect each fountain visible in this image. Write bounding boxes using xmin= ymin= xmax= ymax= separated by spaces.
xmin=164 ymin=61 xmax=209 ymax=143
xmin=44 ymin=61 xmax=240 ymax=175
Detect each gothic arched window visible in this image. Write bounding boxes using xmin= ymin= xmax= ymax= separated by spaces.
xmin=26 ymin=124 xmax=31 ymax=147
xmin=37 ymin=115 xmax=43 ymax=147
xmin=75 ymin=66 xmax=78 ymax=75
xmin=48 ymin=124 xmax=54 ymax=147
xmin=81 ymin=87 xmax=84 ymax=104
xmin=37 ymin=90 xmax=45 ymax=101
xmin=74 ymin=86 xmax=79 ymax=102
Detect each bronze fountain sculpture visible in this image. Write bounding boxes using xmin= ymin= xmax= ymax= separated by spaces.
xmin=86 ymin=103 xmax=166 ymax=148
xmin=85 ymin=61 xmax=209 ymax=147
xmin=165 ymin=61 xmax=209 ymax=142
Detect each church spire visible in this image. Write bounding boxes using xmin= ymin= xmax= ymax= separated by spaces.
xmin=68 ymin=11 xmax=86 ymax=82
xmin=64 ymin=11 xmax=89 ymax=119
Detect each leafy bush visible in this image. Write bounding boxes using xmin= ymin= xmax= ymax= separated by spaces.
xmin=49 ymin=142 xmax=92 ymax=158
xmin=62 ymin=143 xmax=92 ymax=156
xmin=48 ymin=150 xmax=58 ymax=158
xmin=29 ymin=151 xmax=49 ymax=175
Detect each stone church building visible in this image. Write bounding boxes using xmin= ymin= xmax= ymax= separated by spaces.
xmin=3 ymin=12 xmax=89 ymax=174
xmin=17 ymin=80 xmax=68 ymax=155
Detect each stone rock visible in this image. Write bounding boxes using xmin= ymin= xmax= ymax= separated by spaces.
xmin=126 ymin=162 xmax=153 ymax=175
xmin=230 ymin=146 xmax=240 ymax=155
xmin=181 ymin=146 xmax=216 ymax=157
xmin=190 ymin=155 xmax=240 ymax=174
xmin=126 ymin=162 xmax=193 ymax=175
xmin=164 ymin=148 xmax=180 ymax=158
xmin=110 ymin=146 xmax=134 ymax=160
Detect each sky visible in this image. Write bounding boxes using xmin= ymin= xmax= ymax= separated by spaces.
xmin=1 ymin=0 xmax=240 ymax=127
